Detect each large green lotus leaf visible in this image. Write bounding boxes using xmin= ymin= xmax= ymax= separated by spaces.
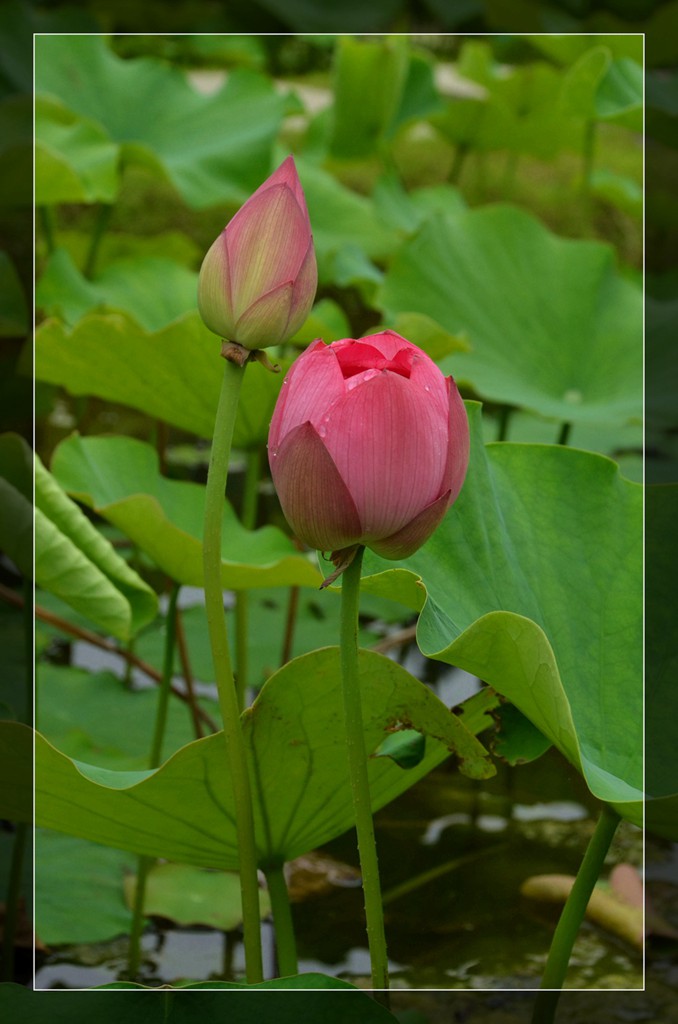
xmin=295 ymin=157 xmax=398 ymax=280
xmin=436 ymin=42 xmax=582 ymax=159
xmin=136 ymin=588 xmax=388 ymax=692
xmin=36 ymin=248 xmax=198 ymax=332
xmin=35 ymin=831 xmax=136 ymax=945
xmin=56 ymin=227 xmax=201 ymax=274
xmin=561 ymin=47 xmax=642 ymax=131
xmin=0 ymin=433 xmax=156 ymax=641
xmin=495 ymin=409 xmax=643 ymax=455
xmin=34 ymin=310 xmax=286 ymax=445
xmin=378 ymin=205 xmax=642 ymax=428
xmin=359 ymin=404 xmax=642 ymax=822
xmin=329 ymin=36 xmax=409 ymax=158
xmin=591 ymin=169 xmax=643 ymax=219
xmin=109 ymin=976 xmax=358 ymax=990
xmin=595 ymin=57 xmax=643 ymax=129
xmin=0 ymin=980 xmax=396 ymax=1019
xmin=35 ymin=35 xmax=287 ymax=208
xmin=372 ymin=173 xmax=466 ymax=237
xmin=35 ymin=648 xmax=494 ymax=869
xmin=37 ymin=664 xmax=212 ymax=770
xmin=51 ymin=435 xmax=320 ymax=590
xmin=123 ymin=862 xmax=271 ymax=931
xmin=35 ymin=97 xmax=120 ymax=205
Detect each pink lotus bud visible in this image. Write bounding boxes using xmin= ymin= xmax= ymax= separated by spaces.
xmin=198 ymin=156 xmax=317 ymax=349
xmin=268 ymin=330 xmax=470 ymax=560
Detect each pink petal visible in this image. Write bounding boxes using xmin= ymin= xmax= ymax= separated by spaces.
xmin=409 ymin=353 xmax=450 ymax=421
xmin=357 ymin=330 xmax=411 ymax=361
xmin=235 ymin=281 xmax=294 ymax=347
xmin=197 ymin=233 xmax=234 ymax=338
xmin=270 ymin=421 xmax=362 ymax=551
xmin=258 ymin=156 xmax=310 ymax=227
xmin=370 ymin=489 xmax=451 ymax=559
xmin=443 ymin=378 xmax=470 ymax=504
xmin=285 ymin=238 xmax=318 ymax=338
xmin=227 ymin=185 xmax=310 ymax=314
xmin=322 ymin=369 xmax=449 ymax=539
xmin=269 ymin=341 xmax=345 ymax=449
xmin=333 ymin=342 xmax=391 ymax=379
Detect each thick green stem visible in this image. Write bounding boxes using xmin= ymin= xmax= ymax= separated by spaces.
xmin=128 ymin=583 xmax=180 ymax=977
xmin=531 ymin=804 xmax=621 ymax=1024
xmin=203 ymin=359 xmax=263 ymax=984
xmin=83 ymin=202 xmax=113 ymax=279
xmin=265 ymin=864 xmax=298 ymax=978
xmin=234 ymin=448 xmax=261 ymax=708
xmin=340 ymin=547 xmax=389 ymax=993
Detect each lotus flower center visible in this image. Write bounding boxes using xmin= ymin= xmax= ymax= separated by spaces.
xmin=334 ymin=342 xmax=415 ymax=381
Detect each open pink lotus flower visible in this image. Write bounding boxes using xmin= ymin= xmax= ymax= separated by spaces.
xmin=268 ymin=330 xmax=470 ymax=560
xmin=198 ymin=156 xmax=317 ymax=349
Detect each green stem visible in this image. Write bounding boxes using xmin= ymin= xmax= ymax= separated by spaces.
xmin=531 ymin=804 xmax=621 ymax=1024
xmin=496 ymin=405 xmax=513 ymax=442
xmin=280 ymin=585 xmax=300 ymax=666
xmin=340 ymin=547 xmax=389 ymax=993
xmin=234 ymin=448 xmax=261 ymax=709
xmin=203 ymin=359 xmax=263 ymax=984
xmin=127 ymin=853 xmax=154 ymax=979
xmin=83 ymin=202 xmax=113 ymax=279
xmin=175 ymin=606 xmax=204 ymax=739
xmin=449 ymin=141 xmax=469 ymax=185
xmin=265 ymin=864 xmax=298 ymax=978
xmin=557 ymin=421 xmax=572 ymax=446
xmin=128 ymin=583 xmax=180 ymax=978
xmin=40 ymin=206 xmax=56 ymax=255
xmin=149 ymin=584 xmax=180 ymax=768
